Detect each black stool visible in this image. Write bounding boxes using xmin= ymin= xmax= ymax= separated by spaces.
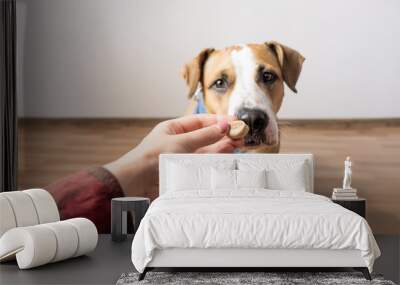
xmin=111 ymin=197 xmax=150 ymax=242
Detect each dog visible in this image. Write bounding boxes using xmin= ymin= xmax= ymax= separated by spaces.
xmin=182 ymin=42 xmax=304 ymax=153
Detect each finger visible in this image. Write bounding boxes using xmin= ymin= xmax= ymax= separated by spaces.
xmin=168 ymin=114 xmax=235 ymax=134
xmin=196 ymin=138 xmax=244 ymax=153
xmin=176 ymin=122 xmax=230 ymax=151
xmin=196 ymin=141 xmax=238 ymax=154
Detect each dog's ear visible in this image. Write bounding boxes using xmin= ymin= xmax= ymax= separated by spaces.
xmin=181 ymin=48 xmax=214 ymax=98
xmin=266 ymin=41 xmax=305 ymax=93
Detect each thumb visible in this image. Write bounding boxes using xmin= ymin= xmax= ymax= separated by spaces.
xmin=177 ymin=120 xmax=229 ymax=152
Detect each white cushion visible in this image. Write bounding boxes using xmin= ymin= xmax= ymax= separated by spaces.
xmin=211 ymin=169 xmax=236 ymax=190
xmin=0 ymin=191 xmax=39 ymax=227
xmin=42 ymin=221 xmax=79 ymax=262
xmin=0 ymin=189 xmax=60 ymax=238
xmin=211 ymin=169 xmax=267 ymax=190
xmin=0 ymin=226 xmax=57 ymax=268
xmin=266 ymin=164 xmax=308 ymax=191
xmin=65 ymin=218 xmax=98 ymax=257
xmin=167 ymin=163 xmax=210 ymax=191
xmin=236 ymin=169 xmax=267 ymax=189
xmin=0 ymin=196 xmax=17 ymax=237
xmin=238 ymin=159 xmax=310 ymax=191
xmin=167 ymin=160 xmax=235 ymax=191
xmin=24 ymin=189 xmax=60 ymax=224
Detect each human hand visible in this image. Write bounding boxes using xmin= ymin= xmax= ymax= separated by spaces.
xmin=104 ymin=114 xmax=243 ymax=198
xmin=137 ymin=114 xmax=243 ymax=155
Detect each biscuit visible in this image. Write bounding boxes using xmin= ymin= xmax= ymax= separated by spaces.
xmin=228 ymin=120 xmax=249 ymax=139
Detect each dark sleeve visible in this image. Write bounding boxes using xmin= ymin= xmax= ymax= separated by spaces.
xmin=45 ymin=167 xmax=124 ymax=233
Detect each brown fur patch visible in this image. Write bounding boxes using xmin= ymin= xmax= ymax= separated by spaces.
xmin=202 ymin=48 xmax=239 ymax=114
xmin=248 ymin=44 xmax=285 ymax=114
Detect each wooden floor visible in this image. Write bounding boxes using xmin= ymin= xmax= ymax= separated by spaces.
xmin=18 ymin=118 xmax=400 ymax=234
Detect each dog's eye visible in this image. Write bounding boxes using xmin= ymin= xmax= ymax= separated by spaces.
xmin=211 ymin=78 xmax=228 ymax=92
xmin=262 ymin=71 xmax=276 ymax=84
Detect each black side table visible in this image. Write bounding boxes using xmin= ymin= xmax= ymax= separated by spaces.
xmin=111 ymin=197 xmax=150 ymax=242
xmin=332 ymin=198 xmax=366 ymax=218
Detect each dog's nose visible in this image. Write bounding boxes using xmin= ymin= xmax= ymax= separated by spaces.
xmin=237 ymin=108 xmax=269 ymax=135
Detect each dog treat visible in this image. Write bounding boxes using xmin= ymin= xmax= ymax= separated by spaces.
xmin=228 ymin=120 xmax=249 ymax=139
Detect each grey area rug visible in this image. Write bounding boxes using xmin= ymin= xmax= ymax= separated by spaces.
xmin=117 ymin=272 xmax=396 ymax=285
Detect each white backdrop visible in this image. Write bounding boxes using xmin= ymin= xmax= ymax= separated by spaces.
xmin=17 ymin=0 xmax=400 ymax=118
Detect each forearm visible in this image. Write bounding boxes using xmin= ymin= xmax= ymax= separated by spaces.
xmin=103 ymin=146 xmax=159 ymax=200
xmin=45 ymin=167 xmax=124 ymax=233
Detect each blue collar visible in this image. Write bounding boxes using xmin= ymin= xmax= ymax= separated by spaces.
xmin=193 ymin=91 xmax=208 ymax=114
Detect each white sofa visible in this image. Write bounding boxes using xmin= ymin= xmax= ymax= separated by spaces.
xmin=0 ymin=189 xmax=98 ymax=269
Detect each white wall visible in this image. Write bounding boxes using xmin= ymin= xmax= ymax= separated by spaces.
xmin=18 ymin=0 xmax=400 ymax=119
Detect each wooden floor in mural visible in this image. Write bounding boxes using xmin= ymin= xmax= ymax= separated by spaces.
xmin=18 ymin=118 xmax=400 ymax=234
